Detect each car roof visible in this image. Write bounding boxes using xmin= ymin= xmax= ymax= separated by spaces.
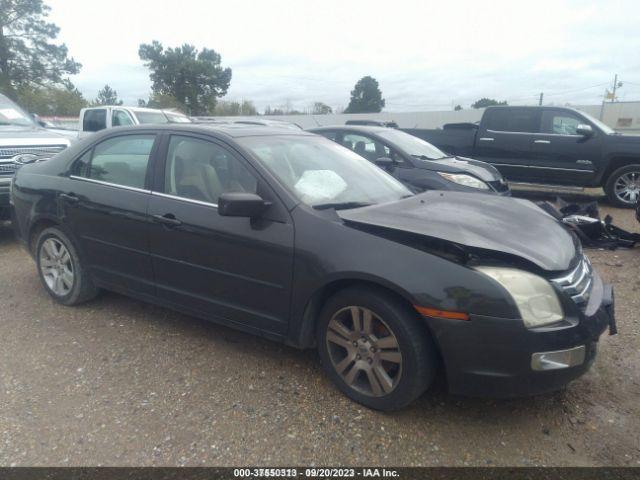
xmin=84 ymin=106 xmax=166 ymax=114
xmin=99 ymin=123 xmax=314 ymax=138
xmin=309 ymin=125 xmax=392 ymax=134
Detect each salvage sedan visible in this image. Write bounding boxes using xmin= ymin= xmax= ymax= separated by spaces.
xmin=309 ymin=125 xmax=510 ymax=195
xmin=11 ymin=125 xmax=615 ymax=410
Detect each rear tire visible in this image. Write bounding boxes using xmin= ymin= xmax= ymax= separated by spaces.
xmin=35 ymin=226 xmax=98 ymax=305
xmin=317 ymin=286 xmax=437 ymax=411
xmin=604 ymin=164 xmax=640 ymax=208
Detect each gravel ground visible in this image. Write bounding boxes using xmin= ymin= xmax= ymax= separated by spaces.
xmin=0 ymin=193 xmax=638 ymax=467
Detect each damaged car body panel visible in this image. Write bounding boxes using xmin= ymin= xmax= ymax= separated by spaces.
xmin=337 ymin=191 xmax=579 ymax=272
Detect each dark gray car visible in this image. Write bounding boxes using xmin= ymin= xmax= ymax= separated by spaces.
xmin=12 ymin=124 xmax=616 ymax=411
xmin=310 ymin=125 xmax=510 ymax=195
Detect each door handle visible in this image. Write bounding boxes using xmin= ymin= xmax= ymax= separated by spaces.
xmin=478 ymin=137 xmax=494 ymax=142
xmin=60 ymin=192 xmax=79 ymax=204
xmin=152 ymin=213 xmax=182 ymax=227
xmin=534 ymin=139 xmax=551 ymax=144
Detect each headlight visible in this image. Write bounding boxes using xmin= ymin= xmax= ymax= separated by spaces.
xmin=476 ymin=267 xmax=564 ymax=328
xmin=438 ymin=172 xmax=489 ymax=190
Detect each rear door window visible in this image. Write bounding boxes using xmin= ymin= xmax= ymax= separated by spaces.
xmin=73 ymin=134 xmax=156 ymax=189
xmin=82 ymin=109 xmax=107 ymax=132
xmin=484 ymin=108 xmax=541 ymax=133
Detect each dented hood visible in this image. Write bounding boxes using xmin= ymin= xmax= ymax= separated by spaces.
xmin=338 ymin=191 xmax=578 ymax=271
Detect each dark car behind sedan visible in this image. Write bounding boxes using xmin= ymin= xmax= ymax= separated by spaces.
xmin=11 ymin=124 xmax=615 ymax=410
xmin=310 ymin=125 xmax=510 ymax=196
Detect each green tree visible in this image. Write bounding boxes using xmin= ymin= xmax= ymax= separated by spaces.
xmin=344 ymin=76 xmax=385 ymax=113
xmin=0 ymin=0 xmax=81 ymax=98
xmin=471 ymin=98 xmax=507 ymax=109
xmin=138 ymin=41 xmax=232 ymax=115
xmin=454 ymin=104 xmax=463 ymax=111
xmin=16 ymin=79 xmax=87 ymax=116
xmin=93 ymin=84 xmax=122 ymax=106
xmin=264 ymin=106 xmax=285 ymax=115
xmin=213 ymin=99 xmax=257 ymax=116
xmin=145 ymin=92 xmax=182 ymax=110
xmin=312 ymin=102 xmax=332 ymax=114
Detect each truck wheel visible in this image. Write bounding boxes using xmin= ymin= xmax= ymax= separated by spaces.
xmin=35 ymin=226 xmax=98 ymax=305
xmin=317 ymin=286 xmax=437 ymax=411
xmin=604 ymin=164 xmax=640 ymax=207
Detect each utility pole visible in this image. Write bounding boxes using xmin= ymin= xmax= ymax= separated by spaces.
xmin=607 ymin=74 xmax=623 ymax=102
xmin=611 ymin=74 xmax=619 ymax=102
xmin=538 ymin=92 xmax=544 ymax=106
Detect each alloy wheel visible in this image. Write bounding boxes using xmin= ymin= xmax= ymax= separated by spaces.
xmin=614 ymin=170 xmax=640 ymax=205
xmin=325 ymin=306 xmax=403 ymax=397
xmin=40 ymin=238 xmax=74 ymax=297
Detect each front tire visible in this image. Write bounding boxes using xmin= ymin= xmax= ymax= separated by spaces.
xmin=604 ymin=164 xmax=640 ymax=207
xmin=317 ymin=286 xmax=437 ymax=411
xmin=36 ymin=226 xmax=98 ymax=305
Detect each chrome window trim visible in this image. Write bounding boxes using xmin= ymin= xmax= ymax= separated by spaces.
xmin=488 ymin=163 xmax=591 ymax=173
xmin=151 ymin=191 xmax=218 ymax=208
xmin=69 ymin=175 xmax=151 ymax=194
xmin=486 ymin=129 xmax=585 ymax=138
xmin=69 ymin=176 xmax=221 ymax=207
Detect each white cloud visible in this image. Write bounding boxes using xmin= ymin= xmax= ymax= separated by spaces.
xmin=47 ymin=0 xmax=640 ymax=111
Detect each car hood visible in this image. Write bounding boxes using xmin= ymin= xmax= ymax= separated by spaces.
xmin=338 ymin=191 xmax=578 ymax=271
xmin=414 ymin=155 xmax=503 ymax=182
xmin=0 ymin=125 xmax=71 ymax=145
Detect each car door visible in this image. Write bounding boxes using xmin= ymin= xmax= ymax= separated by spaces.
xmin=62 ymin=132 xmax=158 ymax=296
xmin=147 ymin=133 xmax=294 ymax=336
xmin=474 ymin=107 xmax=542 ymax=182
xmin=528 ymin=110 xmax=603 ymax=185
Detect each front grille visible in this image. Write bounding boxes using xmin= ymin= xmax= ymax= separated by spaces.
xmin=0 ymin=145 xmax=66 ymax=160
xmin=0 ymin=162 xmax=20 ymax=175
xmin=551 ymin=256 xmax=593 ymax=308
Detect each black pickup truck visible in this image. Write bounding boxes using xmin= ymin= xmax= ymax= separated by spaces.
xmin=406 ymin=106 xmax=640 ymax=207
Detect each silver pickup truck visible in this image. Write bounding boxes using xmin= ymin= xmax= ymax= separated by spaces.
xmin=0 ymin=93 xmax=71 ymax=220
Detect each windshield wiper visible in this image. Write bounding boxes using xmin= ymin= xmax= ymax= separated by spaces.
xmin=411 ymin=154 xmax=451 ymax=161
xmin=312 ymin=201 xmax=374 ymax=211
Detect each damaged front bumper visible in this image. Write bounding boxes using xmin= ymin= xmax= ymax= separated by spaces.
xmin=425 ymin=270 xmax=615 ymax=398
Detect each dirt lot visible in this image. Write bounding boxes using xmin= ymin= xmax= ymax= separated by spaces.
xmin=0 ymin=193 xmax=638 ymax=467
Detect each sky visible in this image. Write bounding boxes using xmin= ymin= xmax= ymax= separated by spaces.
xmin=47 ymin=0 xmax=640 ymax=113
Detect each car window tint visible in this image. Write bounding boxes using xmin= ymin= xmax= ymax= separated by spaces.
xmin=342 ymin=133 xmax=390 ymax=162
xmin=83 ymin=109 xmax=107 ymax=132
xmin=164 ymin=135 xmax=257 ymax=204
xmin=112 ymin=110 xmax=134 ymax=127
xmin=542 ymin=111 xmax=582 ymax=135
xmin=484 ymin=108 xmax=541 ymax=133
xmin=86 ymin=135 xmax=155 ymax=188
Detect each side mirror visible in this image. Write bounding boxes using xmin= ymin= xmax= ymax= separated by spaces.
xmin=218 ymin=192 xmax=269 ymax=218
xmin=576 ymin=124 xmax=594 ymax=137
xmin=374 ymin=157 xmax=395 ymax=170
